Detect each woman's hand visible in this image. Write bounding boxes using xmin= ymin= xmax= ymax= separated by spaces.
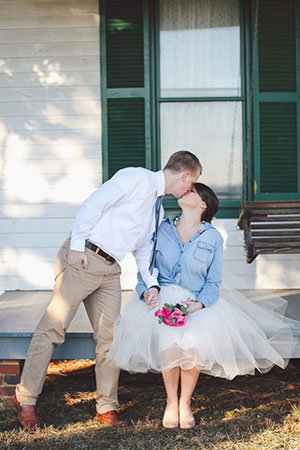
xmin=181 ymin=300 xmax=204 ymax=314
xmin=144 ymin=287 xmax=160 ymax=309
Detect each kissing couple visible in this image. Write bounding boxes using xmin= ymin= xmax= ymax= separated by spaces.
xmin=15 ymin=151 xmax=299 ymax=430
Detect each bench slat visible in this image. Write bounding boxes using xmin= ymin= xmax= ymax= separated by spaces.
xmin=254 ymin=240 xmax=300 ymax=247
xmin=252 ymin=223 xmax=300 ymax=229
xmin=251 ymin=216 xmax=300 ymax=222
xmin=245 ymin=209 xmax=300 ymax=216
xmin=252 ymin=230 xmax=300 ymax=236
xmin=243 ymin=201 xmax=300 ymax=208
xmin=253 ymin=248 xmax=300 ymax=255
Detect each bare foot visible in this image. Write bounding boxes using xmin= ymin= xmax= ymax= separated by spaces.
xmin=179 ymin=400 xmax=195 ymax=429
xmin=162 ymin=401 xmax=179 ymax=428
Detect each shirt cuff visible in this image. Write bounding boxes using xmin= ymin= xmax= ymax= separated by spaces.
xmin=196 ymin=296 xmax=208 ymax=308
xmin=143 ymin=275 xmax=159 ymax=289
xmin=70 ymin=237 xmax=86 ymax=252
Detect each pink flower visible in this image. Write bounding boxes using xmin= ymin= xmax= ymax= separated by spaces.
xmin=155 ymin=302 xmax=188 ymax=327
xmin=176 ymin=315 xmax=187 ymax=327
xmin=161 ymin=306 xmax=171 ymax=318
xmin=172 ymin=308 xmax=183 ymax=317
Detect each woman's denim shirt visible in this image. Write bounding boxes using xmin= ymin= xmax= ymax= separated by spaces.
xmin=136 ymin=216 xmax=223 ymax=308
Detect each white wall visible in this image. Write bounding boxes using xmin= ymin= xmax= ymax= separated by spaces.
xmin=0 ymin=0 xmax=101 ymax=290
xmin=215 ymin=219 xmax=300 ymax=289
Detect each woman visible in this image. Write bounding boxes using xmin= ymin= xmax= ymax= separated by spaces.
xmin=108 ymin=183 xmax=299 ymax=429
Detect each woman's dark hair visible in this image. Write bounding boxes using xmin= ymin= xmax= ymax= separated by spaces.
xmin=194 ymin=183 xmax=219 ymax=223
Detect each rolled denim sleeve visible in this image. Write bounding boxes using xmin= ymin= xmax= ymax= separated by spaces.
xmin=196 ymin=239 xmax=223 ymax=308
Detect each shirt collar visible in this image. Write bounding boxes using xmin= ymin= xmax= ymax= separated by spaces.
xmin=167 ymin=216 xmax=213 ymax=232
xmin=156 ymin=170 xmax=165 ymax=197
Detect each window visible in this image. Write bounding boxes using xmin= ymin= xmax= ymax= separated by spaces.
xmin=158 ymin=0 xmax=243 ymax=201
xmin=101 ymin=0 xmax=300 ymax=217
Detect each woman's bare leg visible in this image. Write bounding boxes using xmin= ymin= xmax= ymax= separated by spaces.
xmin=161 ymin=367 xmax=180 ymax=428
xmin=179 ymin=367 xmax=200 ymax=428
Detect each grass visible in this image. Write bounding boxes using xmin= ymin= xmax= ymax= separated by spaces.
xmin=0 ymin=359 xmax=300 ymax=449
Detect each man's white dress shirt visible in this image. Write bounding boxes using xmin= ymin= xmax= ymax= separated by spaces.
xmin=70 ymin=167 xmax=165 ymax=288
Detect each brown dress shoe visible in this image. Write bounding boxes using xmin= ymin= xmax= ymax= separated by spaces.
xmin=95 ymin=410 xmax=127 ymax=426
xmin=13 ymin=395 xmax=40 ymax=431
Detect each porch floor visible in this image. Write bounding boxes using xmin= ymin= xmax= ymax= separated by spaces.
xmin=0 ymin=289 xmax=300 ymax=359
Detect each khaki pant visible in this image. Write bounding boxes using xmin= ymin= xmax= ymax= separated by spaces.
xmin=16 ymin=239 xmax=122 ymax=414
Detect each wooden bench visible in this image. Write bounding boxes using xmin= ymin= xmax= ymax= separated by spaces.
xmin=237 ymin=201 xmax=300 ymax=263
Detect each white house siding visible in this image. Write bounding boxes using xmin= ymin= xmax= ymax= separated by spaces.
xmin=0 ymin=1 xmax=299 ymax=292
xmin=0 ymin=0 xmax=101 ymax=290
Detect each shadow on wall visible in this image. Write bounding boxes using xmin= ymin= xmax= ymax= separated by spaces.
xmin=0 ymin=2 xmax=102 ymax=290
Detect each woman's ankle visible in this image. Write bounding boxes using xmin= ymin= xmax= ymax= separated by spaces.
xmin=179 ymin=397 xmax=191 ymax=406
xmin=166 ymin=398 xmax=178 ymax=406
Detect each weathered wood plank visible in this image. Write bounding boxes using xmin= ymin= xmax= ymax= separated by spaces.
xmin=252 ymin=230 xmax=300 ymax=236
xmin=242 ymin=201 xmax=300 ymax=208
xmin=0 ymin=100 xmax=101 ymax=116
xmin=0 ymin=218 xmax=74 ymax=233
xmin=0 ymin=116 xmax=101 ymax=131
xmin=0 ymin=161 xmax=101 ymax=175
xmin=0 ymin=13 xmax=99 ymax=29
xmin=0 ymin=72 xmax=100 ymax=88
xmin=1 ymin=144 xmax=101 ymax=160
xmin=0 ymin=203 xmax=81 ymax=217
xmin=252 ymin=223 xmax=300 ymax=229
xmin=0 ymin=1 xmax=98 ymax=15
xmin=0 ymin=42 xmax=99 ymax=58
xmin=0 ymin=233 xmax=68 ymax=247
xmin=0 ymin=86 xmax=100 ymax=101
xmin=254 ymin=241 xmax=300 ymax=247
xmin=0 ymin=28 xmax=99 ymax=43
xmin=247 ymin=209 xmax=300 ymax=215
xmin=0 ymin=291 xmax=93 ymax=333
xmin=0 ymin=129 xmax=101 ymax=145
xmin=0 ymin=57 xmax=99 ymax=73
xmin=251 ymin=216 xmax=300 ymax=222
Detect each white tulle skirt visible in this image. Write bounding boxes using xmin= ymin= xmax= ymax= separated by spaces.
xmin=108 ymin=285 xmax=300 ymax=380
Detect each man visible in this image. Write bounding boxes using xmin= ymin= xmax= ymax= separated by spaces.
xmin=14 ymin=151 xmax=202 ymax=429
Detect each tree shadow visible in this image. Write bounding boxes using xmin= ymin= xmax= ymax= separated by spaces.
xmin=0 ymin=3 xmax=101 ymax=291
xmin=1 ymin=361 xmax=299 ymax=449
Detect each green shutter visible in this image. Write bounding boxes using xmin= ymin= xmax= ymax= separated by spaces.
xmin=258 ymin=0 xmax=296 ymax=92
xmin=101 ymin=0 xmax=151 ymax=180
xmin=253 ymin=0 xmax=299 ymax=199
xmin=106 ymin=0 xmax=144 ymax=88
xmin=260 ymin=102 xmax=297 ymax=193
xmin=107 ymin=98 xmax=146 ymax=178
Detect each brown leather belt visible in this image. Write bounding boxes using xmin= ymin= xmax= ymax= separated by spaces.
xmin=85 ymin=240 xmax=116 ymax=263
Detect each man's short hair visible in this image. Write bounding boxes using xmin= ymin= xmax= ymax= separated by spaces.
xmin=164 ymin=150 xmax=202 ymax=174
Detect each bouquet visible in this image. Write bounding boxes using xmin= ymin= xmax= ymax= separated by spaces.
xmin=154 ymin=302 xmax=188 ymax=327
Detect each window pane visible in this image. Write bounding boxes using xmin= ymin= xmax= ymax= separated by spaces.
xmin=160 ymin=0 xmax=241 ymax=97
xmin=161 ymin=102 xmax=243 ymax=198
